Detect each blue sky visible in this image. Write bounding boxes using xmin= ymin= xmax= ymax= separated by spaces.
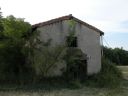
xmin=0 ymin=0 xmax=128 ymax=50
xmin=104 ymin=32 xmax=128 ymax=49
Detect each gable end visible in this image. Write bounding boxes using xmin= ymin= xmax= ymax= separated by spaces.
xmin=32 ymin=14 xmax=104 ymax=36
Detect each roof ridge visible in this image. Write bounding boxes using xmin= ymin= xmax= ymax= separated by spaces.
xmin=32 ymin=14 xmax=104 ymax=35
xmin=32 ymin=14 xmax=72 ymax=27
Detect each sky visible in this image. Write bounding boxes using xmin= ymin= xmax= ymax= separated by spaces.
xmin=0 ymin=0 xmax=128 ymax=50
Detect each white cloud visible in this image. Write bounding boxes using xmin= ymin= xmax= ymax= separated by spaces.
xmin=1 ymin=0 xmax=128 ymax=33
xmin=0 ymin=0 xmax=128 ymax=50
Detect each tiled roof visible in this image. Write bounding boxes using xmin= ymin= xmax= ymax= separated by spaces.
xmin=32 ymin=14 xmax=104 ymax=35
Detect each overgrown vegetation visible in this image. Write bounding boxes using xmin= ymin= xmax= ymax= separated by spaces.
xmin=32 ymin=41 xmax=66 ymax=78
xmin=0 ymin=14 xmax=87 ymax=85
xmin=86 ymin=57 xmax=122 ymax=88
xmin=0 ymin=14 xmax=33 ymax=84
xmin=63 ymin=48 xmax=87 ymax=81
xmin=63 ymin=20 xmax=87 ymax=83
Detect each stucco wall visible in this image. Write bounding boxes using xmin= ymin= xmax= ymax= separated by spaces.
xmin=37 ymin=20 xmax=101 ymax=75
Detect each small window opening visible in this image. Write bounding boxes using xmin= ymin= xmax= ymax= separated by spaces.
xmin=66 ymin=36 xmax=77 ymax=47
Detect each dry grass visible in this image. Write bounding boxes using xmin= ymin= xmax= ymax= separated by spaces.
xmin=0 ymin=80 xmax=127 ymax=96
xmin=117 ymin=66 xmax=128 ymax=80
xmin=0 ymin=66 xmax=127 ymax=96
xmin=0 ymin=87 xmax=127 ymax=96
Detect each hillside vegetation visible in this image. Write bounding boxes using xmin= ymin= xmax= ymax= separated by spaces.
xmin=103 ymin=46 xmax=128 ymax=65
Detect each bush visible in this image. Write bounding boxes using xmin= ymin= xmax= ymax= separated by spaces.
xmin=68 ymin=79 xmax=82 ymax=89
xmin=63 ymin=48 xmax=87 ymax=82
xmin=86 ymin=57 xmax=122 ymax=88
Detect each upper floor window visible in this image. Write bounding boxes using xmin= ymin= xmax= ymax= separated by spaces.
xmin=66 ymin=36 xmax=77 ymax=47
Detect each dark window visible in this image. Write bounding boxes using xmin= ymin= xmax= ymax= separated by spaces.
xmin=66 ymin=36 xmax=77 ymax=47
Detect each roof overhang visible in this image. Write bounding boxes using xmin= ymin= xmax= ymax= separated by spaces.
xmin=32 ymin=14 xmax=104 ymax=36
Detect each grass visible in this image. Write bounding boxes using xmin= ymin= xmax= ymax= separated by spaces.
xmin=117 ymin=66 xmax=128 ymax=80
xmin=0 ymin=62 xmax=127 ymax=96
xmin=0 ymin=80 xmax=127 ymax=96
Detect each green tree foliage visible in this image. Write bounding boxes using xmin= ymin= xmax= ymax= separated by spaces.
xmin=2 ymin=15 xmax=31 ymax=39
xmin=0 ymin=15 xmax=32 ymax=83
xmin=103 ymin=46 xmax=128 ymax=65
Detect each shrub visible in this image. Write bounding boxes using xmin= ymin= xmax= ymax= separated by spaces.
xmin=63 ymin=48 xmax=87 ymax=82
xmin=68 ymin=79 xmax=82 ymax=89
xmin=86 ymin=57 xmax=122 ymax=88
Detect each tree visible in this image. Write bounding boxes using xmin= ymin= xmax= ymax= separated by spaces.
xmin=103 ymin=46 xmax=128 ymax=65
xmin=0 ymin=15 xmax=32 ymax=83
xmin=2 ymin=15 xmax=31 ymax=39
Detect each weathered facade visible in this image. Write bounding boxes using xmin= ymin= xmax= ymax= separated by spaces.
xmin=32 ymin=14 xmax=104 ymax=75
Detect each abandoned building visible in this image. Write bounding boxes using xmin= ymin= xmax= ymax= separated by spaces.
xmin=32 ymin=14 xmax=104 ymax=76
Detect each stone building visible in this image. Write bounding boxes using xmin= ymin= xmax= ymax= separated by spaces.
xmin=32 ymin=14 xmax=104 ymax=76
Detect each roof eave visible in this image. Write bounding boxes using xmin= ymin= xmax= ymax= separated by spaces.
xmin=72 ymin=17 xmax=104 ymax=36
xmin=32 ymin=14 xmax=104 ymax=36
